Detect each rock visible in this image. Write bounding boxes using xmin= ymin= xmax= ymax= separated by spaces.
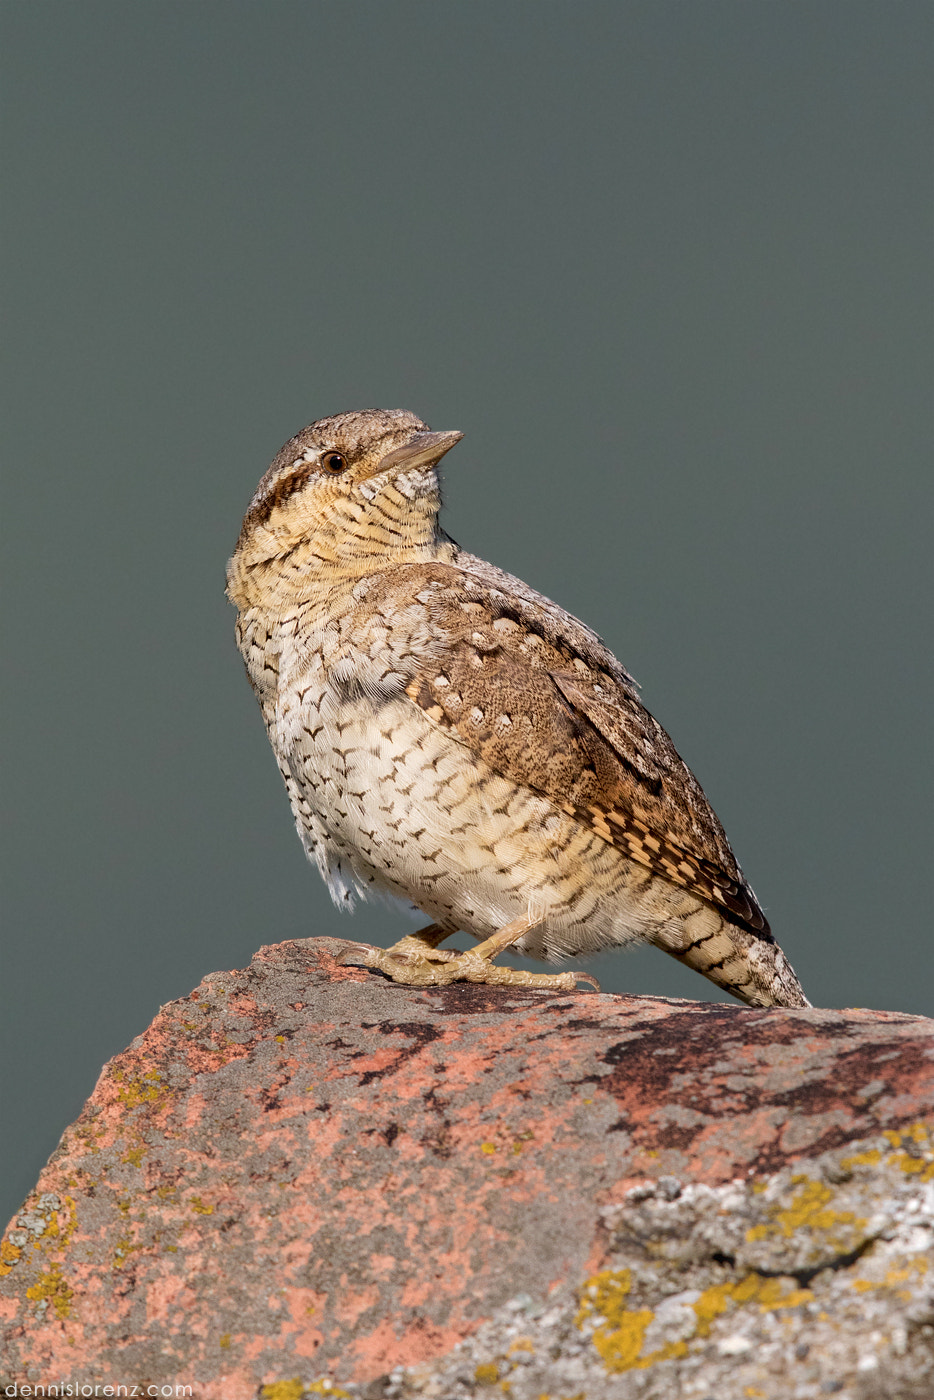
xmin=401 ymin=1132 xmax=934 ymax=1399
xmin=1 ymin=936 xmax=931 ymax=1399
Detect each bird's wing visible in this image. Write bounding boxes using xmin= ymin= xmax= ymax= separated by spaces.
xmin=353 ymin=560 xmax=770 ymax=937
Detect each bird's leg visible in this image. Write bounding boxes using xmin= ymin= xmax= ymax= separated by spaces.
xmin=340 ymin=923 xmax=462 ymax=973
xmin=356 ymin=914 xmax=599 ymax=992
xmin=369 ymin=923 xmax=462 ymax=965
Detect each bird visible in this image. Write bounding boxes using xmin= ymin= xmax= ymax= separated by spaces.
xmin=226 ymin=408 xmax=809 ymax=1008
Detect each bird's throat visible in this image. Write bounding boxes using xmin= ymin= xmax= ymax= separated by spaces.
xmin=227 ymin=477 xmax=454 ymax=614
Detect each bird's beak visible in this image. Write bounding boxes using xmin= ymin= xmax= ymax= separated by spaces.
xmin=361 ymin=429 xmax=464 ymax=482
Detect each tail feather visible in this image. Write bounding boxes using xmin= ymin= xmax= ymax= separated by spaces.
xmin=654 ymin=910 xmax=810 ymax=1008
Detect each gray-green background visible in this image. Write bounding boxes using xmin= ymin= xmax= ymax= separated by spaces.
xmin=2 ymin=2 xmax=931 ymax=1227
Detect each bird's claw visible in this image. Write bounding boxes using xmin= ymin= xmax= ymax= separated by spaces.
xmin=349 ymin=941 xmax=599 ymax=992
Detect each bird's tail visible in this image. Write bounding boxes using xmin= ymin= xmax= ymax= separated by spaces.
xmin=653 ymin=910 xmax=811 ymax=1008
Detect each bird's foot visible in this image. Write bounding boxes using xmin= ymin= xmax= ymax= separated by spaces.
xmin=349 ymin=916 xmax=600 ymax=992
xmin=341 ymin=923 xmax=460 ymax=975
xmin=348 ymin=924 xmax=462 ymax=966
xmin=375 ymin=931 xmax=462 ymax=964
xmin=364 ymin=947 xmax=598 ymax=991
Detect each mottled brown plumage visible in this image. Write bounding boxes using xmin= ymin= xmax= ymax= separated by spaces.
xmin=227 ymin=408 xmax=809 ymax=1007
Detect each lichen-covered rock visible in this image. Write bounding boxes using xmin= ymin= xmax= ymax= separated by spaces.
xmin=1 ymin=937 xmax=931 ymax=1399
xmin=382 ymin=1127 xmax=934 ymax=1400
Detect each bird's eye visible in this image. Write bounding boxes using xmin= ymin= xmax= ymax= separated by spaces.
xmin=321 ymin=451 xmax=348 ymax=475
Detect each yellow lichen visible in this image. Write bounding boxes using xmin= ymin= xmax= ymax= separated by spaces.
xmin=852 ymin=1256 xmax=928 ymax=1294
xmin=768 ymin=1287 xmax=815 ymax=1310
xmin=5 ymin=1194 xmax=79 ymax=1280
xmin=26 ymin=1263 xmax=74 ymax=1319
xmin=259 ymin=1382 xmax=305 ymax=1400
xmin=306 ymin=1382 xmax=350 ymax=1398
xmin=70 ymin=1115 xmax=106 ymax=1154
xmin=692 ymin=1273 xmax=813 ymax=1336
xmin=110 ymin=1067 xmax=166 ymax=1110
xmin=190 ymin=1196 xmax=214 ymax=1214
xmin=112 ymin=1234 xmax=142 ymax=1269
xmin=745 ymin=1178 xmax=864 ymax=1243
xmin=60 ymin=1198 xmax=79 ymax=1245
xmin=597 ymin=1309 xmax=656 ymax=1370
xmin=475 ymin=1363 xmax=500 ymax=1385
xmin=576 ymin=1267 xmax=633 ymax=1327
xmin=841 ymin=1149 xmax=881 ymax=1169
xmin=38 ymin=1195 xmax=77 ymax=1247
xmin=841 ymin=1126 xmax=933 ymax=1180
xmin=0 ymin=1238 xmax=23 ymax=1275
xmin=873 ymin=1124 xmax=934 ymax=1180
xmin=693 ymin=1278 xmax=746 ymax=1335
xmin=891 ymin=1153 xmax=934 ymax=1182
xmin=884 ymin=1123 xmax=931 ymax=1149
xmin=219 ymin=1333 xmax=231 ymax=1348
xmin=480 ymin=1142 xmax=497 ymax=1155
xmin=576 ymin=1268 xmax=663 ymax=1371
xmin=507 ymin=1338 xmax=535 ymax=1354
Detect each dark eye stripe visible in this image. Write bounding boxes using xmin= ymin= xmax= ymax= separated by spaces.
xmin=241 ymin=461 xmax=318 ymax=531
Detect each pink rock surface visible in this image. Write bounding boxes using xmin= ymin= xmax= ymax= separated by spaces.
xmin=1 ymin=937 xmax=931 ymax=1396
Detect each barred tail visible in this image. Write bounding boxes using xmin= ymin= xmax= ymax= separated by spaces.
xmin=653 ymin=909 xmax=811 ymax=1008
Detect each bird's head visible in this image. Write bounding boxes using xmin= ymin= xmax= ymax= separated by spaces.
xmin=227 ymin=408 xmax=463 ymax=609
